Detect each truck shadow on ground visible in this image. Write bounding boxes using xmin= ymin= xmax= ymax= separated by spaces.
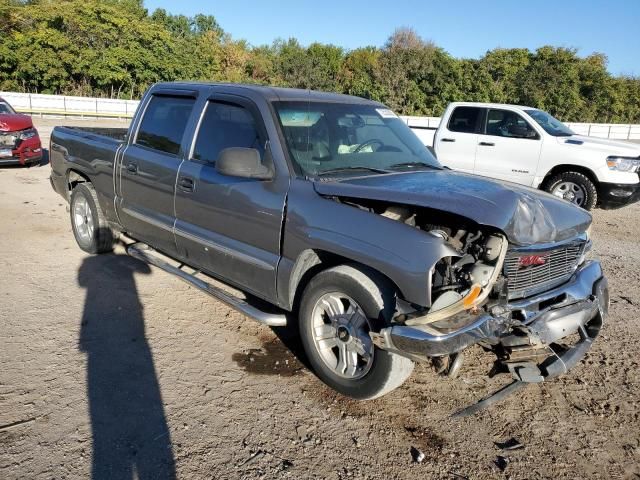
xmin=77 ymin=253 xmax=176 ymax=480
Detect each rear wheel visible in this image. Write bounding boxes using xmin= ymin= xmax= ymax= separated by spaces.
xmin=298 ymin=264 xmax=414 ymax=400
xmin=70 ymin=183 xmax=115 ymax=254
xmin=544 ymin=171 xmax=597 ymax=210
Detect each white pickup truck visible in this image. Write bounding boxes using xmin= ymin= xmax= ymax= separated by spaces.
xmin=428 ymin=102 xmax=640 ymax=210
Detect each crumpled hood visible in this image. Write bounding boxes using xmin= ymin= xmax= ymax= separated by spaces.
xmin=560 ymin=135 xmax=640 ymax=157
xmin=0 ymin=113 xmax=33 ymax=132
xmin=313 ymin=170 xmax=592 ymax=246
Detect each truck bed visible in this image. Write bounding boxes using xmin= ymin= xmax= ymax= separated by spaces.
xmin=58 ymin=126 xmax=129 ymax=142
xmin=49 ymin=126 xmax=126 ymax=222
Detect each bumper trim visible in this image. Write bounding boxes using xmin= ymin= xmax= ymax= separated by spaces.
xmin=0 ymin=154 xmax=42 ymax=166
xmin=375 ymin=261 xmax=607 ymax=365
xmin=599 ymin=181 xmax=640 ymax=209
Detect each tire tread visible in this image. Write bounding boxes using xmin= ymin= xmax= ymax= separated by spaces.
xmin=70 ymin=183 xmax=114 ymax=254
xmin=299 ymin=264 xmax=414 ymax=400
xmin=544 ymin=171 xmax=598 ymax=210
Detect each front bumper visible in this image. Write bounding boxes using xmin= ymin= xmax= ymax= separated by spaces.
xmin=599 ymin=181 xmax=640 ymax=209
xmin=0 ymin=154 xmax=42 ymax=166
xmin=374 ymin=260 xmax=608 ymax=382
xmin=0 ymin=135 xmax=42 ymax=166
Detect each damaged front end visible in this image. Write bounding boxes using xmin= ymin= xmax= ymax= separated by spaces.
xmin=335 ymin=197 xmax=608 ymax=413
xmin=373 ymin=258 xmax=607 ymax=378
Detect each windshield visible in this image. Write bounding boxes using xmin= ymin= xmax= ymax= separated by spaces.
xmin=273 ymin=101 xmax=441 ymax=177
xmin=524 ymin=109 xmax=574 ymax=137
xmin=0 ymin=101 xmax=16 ymax=115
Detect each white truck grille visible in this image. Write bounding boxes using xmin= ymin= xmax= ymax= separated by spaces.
xmin=504 ymin=242 xmax=585 ymax=299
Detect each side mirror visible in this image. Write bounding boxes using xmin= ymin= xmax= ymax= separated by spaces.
xmin=508 ymin=124 xmax=537 ymax=139
xmin=215 ymin=147 xmax=272 ymax=180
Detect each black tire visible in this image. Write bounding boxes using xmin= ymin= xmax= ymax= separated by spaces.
xmin=69 ymin=183 xmax=115 ymax=254
xmin=298 ymin=264 xmax=414 ymax=400
xmin=543 ymin=171 xmax=598 ymax=210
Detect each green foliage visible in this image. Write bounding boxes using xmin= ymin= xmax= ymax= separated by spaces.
xmin=0 ymin=4 xmax=638 ymax=123
xmin=339 ymin=47 xmax=384 ymax=101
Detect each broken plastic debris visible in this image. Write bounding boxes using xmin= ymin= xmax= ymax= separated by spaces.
xmin=494 ymin=455 xmax=509 ymax=472
xmin=410 ymin=446 xmax=425 ymax=463
xmin=494 ymin=437 xmax=524 ymax=451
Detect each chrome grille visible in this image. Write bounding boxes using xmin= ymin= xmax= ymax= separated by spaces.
xmin=504 ymin=242 xmax=584 ymax=299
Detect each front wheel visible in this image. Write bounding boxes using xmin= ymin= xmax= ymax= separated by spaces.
xmin=544 ymin=171 xmax=598 ymax=210
xmin=298 ymin=264 xmax=414 ymax=400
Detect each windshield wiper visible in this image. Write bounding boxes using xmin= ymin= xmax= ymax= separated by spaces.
xmin=316 ymin=166 xmax=391 ymax=176
xmin=388 ymin=161 xmax=441 ymax=170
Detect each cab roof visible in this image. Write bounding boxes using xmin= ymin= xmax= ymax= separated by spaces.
xmin=152 ymin=81 xmax=383 ymax=105
xmin=447 ymin=101 xmax=537 ymax=111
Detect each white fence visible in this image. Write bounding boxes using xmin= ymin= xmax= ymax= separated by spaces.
xmin=1 ymin=91 xmax=139 ymax=119
xmin=2 ymin=91 xmax=640 ymax=141
xmin=400 ymin=115 xmax=640 ymax=144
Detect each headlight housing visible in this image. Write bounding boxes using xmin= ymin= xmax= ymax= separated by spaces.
xmin=606 ymin=156 xmax=640 ymax=173
xmin=18 ymin=128 xmax=38 ymax=140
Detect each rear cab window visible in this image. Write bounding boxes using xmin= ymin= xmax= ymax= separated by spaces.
xmin=135 ymin=95 xmax=196 ymax=155
xmin=447 ymin=106 xmax=483 ymax=133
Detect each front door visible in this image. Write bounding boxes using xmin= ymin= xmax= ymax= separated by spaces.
xmin=474 ymin=108 xmax=542 ymax=186
xmin=116 ymin=92 xmax=197 ymax=255
xmin=174 ymin=95 xmax=288 ymax=301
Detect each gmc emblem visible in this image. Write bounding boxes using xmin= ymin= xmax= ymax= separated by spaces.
xmin=518 ymin=254 xmax=547 ymax=269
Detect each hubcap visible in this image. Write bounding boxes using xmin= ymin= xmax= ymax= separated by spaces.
xmin=310 ymin=293 xmax=374 ymax=379
xmin=551 ymin=181 xmax=586 ymax=206
xmin=73 ymin=195 xmax=94 ymax=244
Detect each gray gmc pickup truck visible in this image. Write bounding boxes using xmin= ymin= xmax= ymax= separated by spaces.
xmin=50 ymin=82 xmax=609 ymax=412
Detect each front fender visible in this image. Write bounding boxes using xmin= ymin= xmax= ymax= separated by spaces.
xmin=278 ymin=180 xmax=459 ymax=308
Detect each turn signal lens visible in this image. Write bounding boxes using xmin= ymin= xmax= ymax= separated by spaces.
xmin=462 ymin=284 xmax=482 ymax=309
xmin=606 ymin=156 xmax=640 ymax=172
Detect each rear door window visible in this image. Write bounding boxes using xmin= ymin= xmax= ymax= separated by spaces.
xmin=447 ymin=106 xmax=482 ymax=133
xmin=136 ymin=95 xmax=196 ymax=155
xmin=192 ymin=101 xmax=263 ymax=165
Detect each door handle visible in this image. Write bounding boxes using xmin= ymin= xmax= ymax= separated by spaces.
xmin=126 ymin=162 xmax=138 ymax=173
xmin=441 ymin=138 xmax=456 ymax=143
xmin=479 ymin=142 xmax=495 ymax=146
xmin=178 ymin=177 xmax=195 ymax=192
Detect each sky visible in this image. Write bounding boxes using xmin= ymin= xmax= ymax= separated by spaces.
xmin=144 ymin=0 xmax=640 ymax=76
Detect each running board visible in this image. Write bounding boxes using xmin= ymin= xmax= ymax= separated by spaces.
xmin=126 ymin=243 xmax=287 ymax=327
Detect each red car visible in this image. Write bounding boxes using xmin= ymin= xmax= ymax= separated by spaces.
xmin=0 ymin=97 xmax=42 ymax=166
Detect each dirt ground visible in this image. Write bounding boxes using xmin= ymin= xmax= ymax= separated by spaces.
xmin=1 ymin=118 xmax=639 ymax=480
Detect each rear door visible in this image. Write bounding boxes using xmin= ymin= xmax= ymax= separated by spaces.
xmin=116 ymin=91 xmax=197 ymax=254
xmin=434 ymin=106 xmax=483 ymax=173
xmin=174 ymin=94 xmax=288 ymax=300
xmin=474 ymin=108 xmax=542 ymax=185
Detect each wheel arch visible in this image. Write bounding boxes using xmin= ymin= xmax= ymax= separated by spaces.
xmin=66 ymin=168 xmax=92 ymax=193
xmin=286 ymin=249 xmax=403 ymax=313
xmin=540 ymin=164 xmax=600 ymax=190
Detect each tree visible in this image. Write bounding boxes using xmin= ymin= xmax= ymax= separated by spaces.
xmin=273 ymin=38 xmax=344 ymax=91
xmin=376 ymin=28 xmax=463 ymax=116
xmin=517 ymin=46 xmax=584 ymax=120
xmin=0 ymin=1 xmax=638 ymax=123
xmin=479 ymin=48 xmax=530 ymax=103
xmin=339 ymin=47 xmax=384 ymax=100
